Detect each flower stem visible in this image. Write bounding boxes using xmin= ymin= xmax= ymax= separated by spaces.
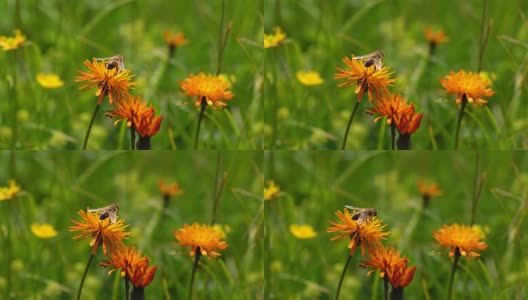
xmin=447 ymin=247 xmax=461 ymax=300
xmin=125 ymin=276 xmax=130 ymax=300
xmin=83 ymin=104 xmax=101 ymax=150
xmin=384 ymin=276 xmax=389 ymax=300
xmin=188 ymin=249 xmax=202 ymax=300
xmin=335 ymin=254 xmax=352 ymax=300
xmin=211 ymin=152 xmax=226 ymax=225
xmin=130 ymin=125 xmax=136 ymax=150
xmin=194 ymin=98 xmax=207 ymax=150
xmin=453 ymin=96 xmax=467 ymax=150
xmin=390 ymin=123 xmax=396 ymax=150
xmin=341 ymin=101 xmax=360 ymax=150
xmin=76 ymin=253 xmax=94 ymax=300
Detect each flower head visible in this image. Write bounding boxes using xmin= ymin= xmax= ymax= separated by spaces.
xmin=0 ymin=180 xmax=21 ymax=201
xmin=179 ymin=72 xmax=234 ymax=109
xmin=174 ymin=223 xmax=229 ymax=259
xmin=360 ymin=245 xmax=416 ymax=288
xmin=327 ymin=208 xmax=389 ymax=256
xmin=0 ymin=29 xmax=26 ymax=51
xmin=424 ymin=27 xmax=449 ymax=45
xmin=264 ymin=27 xmax=286 ymax=48
xmin=164 ymin=30 xmax=189 ymax=47
xmin=417 ymin=180 xmax=442 ymax=199
xmin=290 ymin=224 xmax=318 ymax=239
xmin=440 ymin=70 xmax=494 ymax=107
xmin=264 ymin=180 xmax=280 ymax=201
xmin=76 ymin=59 xmax=136 ymax=105
xmin=70 ymin=210 xmax=131 ymax=255
xmin=31 ymin=223 xmax=58 ymax=239
xmin=296 ymin=71 xmax=324 ymax=86
xmin=366 ymin=93 xmax=422 ymax=135
xmin=37 ymin=73 xmax=64 ymax=89
xmin=433 ymin=223 xmax=488 ymax=259
xmin=100 ymin=246 xmax=157 ymax=288
xmin=105 ymin=96 xmax=163 ymax=138
xmin=159 ymin=180 xmax=184 ymax=197
xmin=335 ymin=56 xmax=396 ymax=102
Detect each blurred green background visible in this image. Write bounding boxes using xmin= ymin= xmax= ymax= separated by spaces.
xmin=0 ymin=0 xmax=263 ymax=149
xmin=0 ymin=151 xmax=263 ymax=299
xmin=265 ymin=151 xmax=528 ymax=299
xmin=264 ymin=0 xmax=528 ymax=149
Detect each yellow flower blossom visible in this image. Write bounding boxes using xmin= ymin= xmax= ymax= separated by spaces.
xmin=290 ymin=224 xmax=317 ymax=239
xmin=37 ymin=73 xmax=64 ymax=89
xmin=296 ymin=71 xmax=324 ymax=86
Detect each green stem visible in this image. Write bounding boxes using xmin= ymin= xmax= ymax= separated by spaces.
xmin=447 ymin=248 xmax=461 ymax=300
xmin=454 ymin=96 xmax=467 ymax=150
xmin=194 ymin=98 xmax=207 ymax=150
xmin=216 ymin=0 xmax=226 ymax=75
xmin=76 ymin=253 xmax=95 ymax=300
xmin=335 ymin=254 xmax=353 ymax=300
xmin=130 ymin=125 xmax=136 ymax=150
xmin=384 ymin=275 xmax=389 ymax=300
xmin=211 ymin=152 xmax=223 ymax=225
xmin=341 ymin=101 xmax=360 ymax=150
xmin=83 ymin=104 xmax=101 ymax=150
xmin=188 ymin=249 xmax=201 ymax=300
xmin=390 ymin=123 xmax=396 ymax=150
xmin=264 ymin=200 xmax=271 ymax=300
xmin=125 ymin=276 xmax=130 ymax=300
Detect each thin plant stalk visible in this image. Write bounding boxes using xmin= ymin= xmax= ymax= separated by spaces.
xmin=384 ymin=276 xmax=389 ymax=300
xmin=188 ymin=249 xmax=202 ymax=300
xmin=341 ymin=101 xmax=360 ymax=150
xmin=125 ymin=277 xmax=130 ymax=300
xmin=83 ymin=104 xmax=101 ymax=150
xmin=335 ymin=254 xmax=352 ymax=300
xmin=390 ymin=123 xmax=396 ymax=150
xmin=76 ymin=253 xmax=95 ymax=300
xmin=211 ymin=152 xmax=226 ymax=225
xmin=130 ymin=125 xmax=136 ymax=150
xmin=193 ymin=98 xmax=207 ymax=150
xmin=453 ymin=95 xmax=467 ymax=150
xmin=264 ymin=200 xmax=271 ymax=300
xmin=447 ymin=247 xmax=461 ymax=300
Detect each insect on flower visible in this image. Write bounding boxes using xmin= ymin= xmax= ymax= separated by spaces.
xmin=95 ymin=55 xmax=125 ymax=72
xmin=352 ymin=50 xmax=384 ymax=71
xmin=345 ymin=205 xmax=378 ymax=225
xmin=88 ymin=203 xmax=119 ymax=223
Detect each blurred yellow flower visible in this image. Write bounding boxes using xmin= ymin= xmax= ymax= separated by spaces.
xmin=264 ymin=180 xmax=280 ymax=200
xmin=37 ymin=73 xmax=64 ymax=89
xmin=296 ymin=71 xmax=324 ymax=86
xmin=31 ymin=223 xmax=58 ymax=239
xmin=290 ymin=224 xmax=317 ymax=239
xmin=0 ymin=29 xmax=26 ymax=51
xmin=0 ymin=180 xmax=21 ymax=201
xmin=264 ymin=27 xmax=286 ymax=48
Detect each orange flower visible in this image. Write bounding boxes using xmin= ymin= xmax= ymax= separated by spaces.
xmin=440 ymin=70 xmax=494 ymax=107
xmin=335 ymin=56 xmax=396 ymax=102
xmin=174 ymin=223 xmax=229 ymax=259
xmin=100 ymin=246 xmax=157 ymax=288
xmin=424 ymin=27 xmax=449 ymax=44
xmin=69 ymin=210 xmax=131 ymax=255
xmin=366 ymin=93 xmax=422 ymax=135
xmin=105 ymin=96 xmax=163 ymax=138
xmin=164 ymin=30 xmax=189 ymax=47
xmin=433 ymin=223 xmax=488 ymax=259
xmin=327 ymin=208 xmax=388 ymax=256
xmin=417 ymin=180 xmax=442 ymax=199
xmin=179 ymin=73 xmax=234 ymax=109
xmin=360 ymin=245 xmax=416 ymax=288
xmin=159 ymin=180 xmax=184 ymax=197
xmin=76 ymin=59 xmax=136 ymax=105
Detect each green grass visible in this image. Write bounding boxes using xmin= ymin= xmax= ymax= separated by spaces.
xmin=265 ymin=151 xmax=528 ymax=299
xmin=0 ymin=151 xmax=263 ymax=299
xmin=264 ymin=0 xmax=528 ymax=149
xmin=0 ymin=0 xmax=263 ymax=150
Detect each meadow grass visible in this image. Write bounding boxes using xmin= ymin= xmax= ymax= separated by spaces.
xmin=264 ymin=0 xmax=528 ymax=149
xmin=0 ymin=1 xmax=263 ymax=150
xmin=0 ymin=151 xmax=263 ymax=299
xmin=265 ymin=151 xmax=528 ymax=299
